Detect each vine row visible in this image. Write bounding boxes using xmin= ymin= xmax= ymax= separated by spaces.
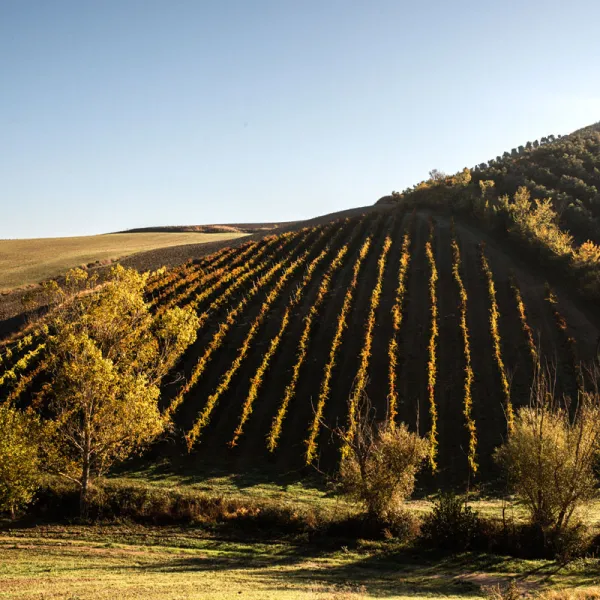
xmin=304 ymin=238 xmax=372 ymax=465
xmin=479 ymin=244 xmax=514 ymax=432
xmin=185 ymin=226 xmax=334 ymax=448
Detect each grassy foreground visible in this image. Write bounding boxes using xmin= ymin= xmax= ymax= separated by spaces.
xmin=111 ymin=465 xmax=600 ymax=529
xmin=0 ymin=231 xmax=247 ymax=291
xmin=2 ymin=523 xmax=600 ymax=599
xmin=3 ymin=468 xmax=600 ymax=599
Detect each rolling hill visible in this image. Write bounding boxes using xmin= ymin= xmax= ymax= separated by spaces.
xmin=0 ymin=230 xmax=250 ymax=292
xmin=1 ymin=124 xmax=600 ymax=488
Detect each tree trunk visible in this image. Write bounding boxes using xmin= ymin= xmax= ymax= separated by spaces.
xmin=80 ymin=459 xmax=90 ymax=518
xmin=80 ymin=433 xmax=92 ymax=518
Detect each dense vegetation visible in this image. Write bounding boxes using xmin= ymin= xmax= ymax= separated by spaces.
xmin=472 ymin=123 xmax=600 ymax=244
xmin=389 ymin=122 xmax=600 ymax=302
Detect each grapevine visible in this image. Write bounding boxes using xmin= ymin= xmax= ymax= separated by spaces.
xmin=305 ymin=238 xmax=372 ymax=465
xmin=480 ymin=244 xmax=514 ymax=432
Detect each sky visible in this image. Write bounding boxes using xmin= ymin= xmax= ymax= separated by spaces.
xmin=1 ymin=1 xmax=599 ymax=239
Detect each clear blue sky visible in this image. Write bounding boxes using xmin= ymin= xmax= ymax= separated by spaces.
xmin=1 ymin=0 xmax=599 ymax=238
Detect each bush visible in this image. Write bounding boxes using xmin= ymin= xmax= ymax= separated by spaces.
xmin=483 ymin=580 xmax=522 ymax=600
xmin=494 ymin=368 xmax=600 ymax=542
xmin=29 ymin=478 xmax=421 ymax=543
xmin=420 ymin=492 xmax=481 ymax=551
xmin=337 ymin=393 xmax=429 ymax=521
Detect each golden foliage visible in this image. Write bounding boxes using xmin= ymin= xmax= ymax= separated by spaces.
xmin=494 ymin=371 xmax=600 ymax=534
xmin=159 ymin=231 xmax=295 ymax=316
xmin=267 ymin=244 xmax=349 ymax=452
xmin=0 ymin=343 xmax=45 ymax=387
xmin=165 ymin=228 xmax=312 ymax=418
xmin=229 ymin=221 xmax=352 ymax=447
xmin=575 ymin=240 xmax=600 ymax=266
xmin=186 ymin=226 xmax=332 ymax=448
xmin=510 ymin=277 xmax=539 ymax=367
xmin=42 ymin=265 xmax=200 ymax=506
xmin=0 ymin=403 xmax=43 ymax=515
xmin=504 ymin=187 xmax=574 ymax=258
xmin=339 ymin=394 xmax=429 ymax=519
xmin=425 ymin=224 xmax=439 ymax=471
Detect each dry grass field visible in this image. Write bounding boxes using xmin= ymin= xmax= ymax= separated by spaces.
xmin=0 ymin=231 xmax=248 ymax=291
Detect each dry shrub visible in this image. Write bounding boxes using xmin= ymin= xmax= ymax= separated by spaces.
xmin=483 ymin=580 xmax=522 ymax=600
xmin=337 ymin=392 xmax=429 ymax=522
xmin=494 ymin=366 xmax=600 ymax=548
xmin=420 ymin=492 xmax=481 ymax=551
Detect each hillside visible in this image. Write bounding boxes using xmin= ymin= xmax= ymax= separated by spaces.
xmin=2 ymin=202 xmax=599 ymax=486
xmin=118 ymin=222 xmax=290 ymax=234
xmin=471 ymin=122 xmax=600 ymax=244
xmin=0 ymin=230 xmax=248 ymax=292
xmin=391 ymin=121 xmax=600 ymax=246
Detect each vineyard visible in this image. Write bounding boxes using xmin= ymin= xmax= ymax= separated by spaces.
xmin=1 ymin=208 xmax=599 ymax=484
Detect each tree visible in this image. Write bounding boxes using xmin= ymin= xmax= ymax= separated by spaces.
xmin=337 ymin=391 xmax=429 ymax=521
xmin=575 ymin=240 xmax=600 ymax=266
xmin=42 ymin=266 xmax=199 ymax=514
xmin=428 ymin=169 xmax=446 ymax=182
xmin=453 ymin=167 xmax=472 ymax=186
xmin=0 ymin=403 xmax=43 ymax=517
xmin=494 ymin=366 xmax=600 ymax=539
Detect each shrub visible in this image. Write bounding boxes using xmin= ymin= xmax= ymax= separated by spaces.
xmin=30 ymin=478 xmax=418 ymax=542
xmin=337 ymin=392 xmax=429 ymax=522
xmin=483 ymin=580 xmax=522 ymax=600
xmin=420 ymin=492 xmax=481 ymax=551
xmin=494 ymin=367 xmax=600 ymax=544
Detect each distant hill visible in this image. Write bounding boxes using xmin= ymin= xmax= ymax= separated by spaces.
xmin=118 ymin=223 xmax=290 ymax=235
xmin=0 ymin=231 xmax=249 ymax=293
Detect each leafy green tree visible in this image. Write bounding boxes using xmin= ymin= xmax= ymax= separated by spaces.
xmin=0 ymin=404 xmax=43 ymax=517
xmin=42 ymin=266 xmax=199 ymax=514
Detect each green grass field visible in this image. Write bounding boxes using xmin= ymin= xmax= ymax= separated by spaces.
xmin=1 ymin=523 xmax=599 ymax=599
xmin=3 ymin=469 xmax=600 ymax=598
xmin=111 ymin=467 xmax=600 ymax=537
xmin=0 ymin=231 xmax=248 ymax=291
